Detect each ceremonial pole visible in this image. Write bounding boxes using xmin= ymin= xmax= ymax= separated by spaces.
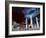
xmin=30 ymin=16 xmax=33 ymax=28
xmin=25 ymin=18 xmax=28 ymax=29
xmin=36 ymin=17 xmax=39 ymax=28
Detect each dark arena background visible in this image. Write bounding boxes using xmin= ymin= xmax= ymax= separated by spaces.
xmin=12 ymin=7 xmax=40 ymax=31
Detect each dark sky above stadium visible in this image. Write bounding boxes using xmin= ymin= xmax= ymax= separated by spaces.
xmin=12 ymin=7 xmax=40 ymax=24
